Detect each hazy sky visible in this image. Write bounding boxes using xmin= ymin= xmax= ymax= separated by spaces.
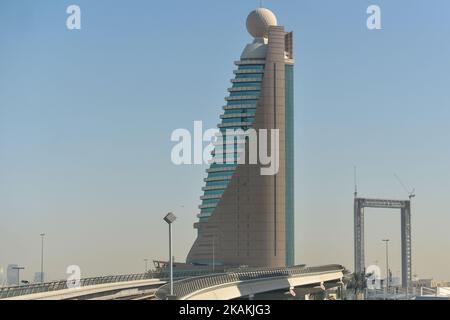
xmin=1 ymin=0 xmax=450 ymax=283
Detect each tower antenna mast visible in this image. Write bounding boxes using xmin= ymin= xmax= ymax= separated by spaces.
xmin=354 ymin=166 xmax=358 ymax=198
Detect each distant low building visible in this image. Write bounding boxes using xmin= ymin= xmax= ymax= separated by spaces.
xmin=412 ymin=279 xmax=450 ymax=288
xmin=7 ymin=264 xmax=18 ymax=286
xmin=34 ymin=272 xmax=45 ymax=283
xmin=0 ymin=266 xmax=5 ymax=287
xmin=433 ymin=280 xmax=450 ymax=287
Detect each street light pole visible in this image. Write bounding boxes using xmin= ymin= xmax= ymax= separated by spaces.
xmin=212 ymin=233 xmax=215 ymax=273
xmin=40 ymin=233 xmax=45 ymax=283
xmin=163 ymin=212 xmax=177 ymax=298
xmin=382 ymin=239 xmax=390 ymax=292
xmin=169 ymin=222 xmax=173 ymax=294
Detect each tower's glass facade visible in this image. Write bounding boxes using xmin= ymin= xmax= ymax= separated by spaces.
xmin=285 ymin=64 xmax=295 ymax=267
xmin=198 ymin=61 xmax=265 ymax=225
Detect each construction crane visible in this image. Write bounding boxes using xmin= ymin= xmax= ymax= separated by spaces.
xmin=394 ymin=174 xmax=416 ymax=200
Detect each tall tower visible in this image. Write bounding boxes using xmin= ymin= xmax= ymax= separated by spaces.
xmin=186 ymin=8 xmax=295 ymax=268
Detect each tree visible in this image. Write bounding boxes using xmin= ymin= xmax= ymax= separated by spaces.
xmin=345 ymin=270 xmax=373 ymax=300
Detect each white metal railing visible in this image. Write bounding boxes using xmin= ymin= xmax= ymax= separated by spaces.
xmin=364 ymin=286 xmax=450 ymax=300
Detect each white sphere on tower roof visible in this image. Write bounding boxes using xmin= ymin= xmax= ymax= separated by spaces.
xmin=246 ymin=8 xmax=278 ymax=39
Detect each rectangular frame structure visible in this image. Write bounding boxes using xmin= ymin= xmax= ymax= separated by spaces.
xmin=354 ymin=198 xmax=412 ymax=288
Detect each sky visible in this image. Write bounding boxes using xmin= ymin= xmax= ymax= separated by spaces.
xmin=1 ymin=0 xmax=450 ymax=283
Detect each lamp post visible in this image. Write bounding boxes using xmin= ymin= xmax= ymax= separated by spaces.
xmin=40 ymin=233 xmax=45 ymax=283
xmin=12 ymin=266 xmax=25 ymax=286
xmin=212 ymin=234 xmax=215 ymax=273
xmin=144 ymin=259 xmax=148 ymax=273
xmin=382 ymin=239 xmax=390 ymax=292
xmin=163 ymin=212 xmax=177 ymax=297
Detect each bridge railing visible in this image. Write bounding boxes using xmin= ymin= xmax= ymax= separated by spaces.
xmin=0 ymin=269 xmax=222 ymax=300
xmin=365 ymin=286 xmax=420 ymax=300
xmin=155 ymin=264 xmax=345 ymax=300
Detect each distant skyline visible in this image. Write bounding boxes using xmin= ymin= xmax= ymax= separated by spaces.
xmin=1 ymin=0 xmax=450 ymax=282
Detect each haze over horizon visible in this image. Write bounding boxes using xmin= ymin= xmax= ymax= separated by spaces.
xmin=1 ymin=0 xmax=450 ymax=282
